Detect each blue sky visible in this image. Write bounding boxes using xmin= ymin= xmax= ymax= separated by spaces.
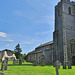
xmin=0 ymin=0 xmax=74 ymax=54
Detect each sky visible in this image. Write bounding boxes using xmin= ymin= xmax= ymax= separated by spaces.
xmin=0 ymin=0 xmax=74 ymax=54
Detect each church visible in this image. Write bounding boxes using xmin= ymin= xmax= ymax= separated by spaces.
xmin=26 ymin=0 xmax=75 ymax=65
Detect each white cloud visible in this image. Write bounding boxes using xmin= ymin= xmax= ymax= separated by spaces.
xmin=2 ymin=40 xmax=13 ymax=42
xmin=0 ymin=32 xmax=7 ymax=37
xmin=5 ymin=44 xmax=10 ymax=47
xmin=0 ymin=32 xmax=14 ymax=42
xmin=20 ymin=41 xmax=33 ymax=45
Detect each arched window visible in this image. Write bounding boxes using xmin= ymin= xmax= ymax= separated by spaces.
xmin=68 ymin=7 xmax=71 ymax=15
xmin=70 ymin=39 xmax=75 ymax=54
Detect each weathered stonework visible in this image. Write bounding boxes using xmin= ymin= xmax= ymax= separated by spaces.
xmin=26 ymin=41 xmax=53 ymax=64
xmin=26 ymin=0 xmax=75 ymax=65
xmin=53 ymin=0 xmax=75 ymax=64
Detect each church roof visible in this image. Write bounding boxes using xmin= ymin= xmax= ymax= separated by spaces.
xmin=36 ymin=41 xmax=53 ymax=49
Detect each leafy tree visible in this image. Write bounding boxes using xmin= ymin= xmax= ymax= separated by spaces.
xmin=14 ymin=44 xmax=22 ymax=59
xmin=20 ymin=53 xmax=26 ymax=59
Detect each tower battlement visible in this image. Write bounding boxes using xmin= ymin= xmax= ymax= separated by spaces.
xmin=56 ymin=0 xmax=75 ymax=6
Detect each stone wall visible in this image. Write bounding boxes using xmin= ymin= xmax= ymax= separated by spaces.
xmin=26 ymin=41 xmax=53 ymax=64
xmin=53 ymin=0 xmax=75 ymax=63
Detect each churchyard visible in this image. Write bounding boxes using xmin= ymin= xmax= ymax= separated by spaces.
xmin=0 ymin=61 xmax=75 ymax=75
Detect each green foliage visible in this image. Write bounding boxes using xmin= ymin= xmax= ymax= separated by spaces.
xmin=20 ymin=53 xmax=26 ymax=59
xmin=14 ymin=44 xmax=22 ymax=59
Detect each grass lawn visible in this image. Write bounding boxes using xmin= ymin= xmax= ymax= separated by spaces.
xmin=0 ymin=61 xmax=75 ymax=75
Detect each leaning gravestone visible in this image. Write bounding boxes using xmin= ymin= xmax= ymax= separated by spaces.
xmin=1 ymin=60 xmax=8 ymax=70
xmin=19 ymin=59 xmax=22 ymax=65
xmin=55 ymin=60 xmax=61 ymax=75
xmin=33 ymin=59 xmax=37 ymax=66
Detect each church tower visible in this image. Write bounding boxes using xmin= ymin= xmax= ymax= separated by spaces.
xmin=53 ymin=0 xmax=75 ymax=64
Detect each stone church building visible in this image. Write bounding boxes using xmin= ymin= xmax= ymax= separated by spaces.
xmin=26 ymin=0 xmax=75 ymax=64
xmin=26 ymin=41 xmax=53 ymax=64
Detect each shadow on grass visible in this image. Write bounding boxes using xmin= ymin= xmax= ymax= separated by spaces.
xmin=8 ymin=63 xmax=53 ymax=67
xmin=8 ymin=64 xmax=33 ymax=66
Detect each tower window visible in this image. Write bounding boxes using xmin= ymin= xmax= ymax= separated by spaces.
xmin=68 ymin=7 xmax=71 ymax=15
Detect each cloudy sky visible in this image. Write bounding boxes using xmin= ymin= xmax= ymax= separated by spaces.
xmin=0 ymin=0 xmax=74 ymax=54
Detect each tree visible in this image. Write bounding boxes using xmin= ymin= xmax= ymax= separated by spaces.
xmin=20 ymin=53 xmax=26 ymax=59
xmin=14 ymin=44 xmax=22 ymax=59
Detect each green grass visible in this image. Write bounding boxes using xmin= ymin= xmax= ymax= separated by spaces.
xmin=0 ymin=61 xmax=75 ymax=75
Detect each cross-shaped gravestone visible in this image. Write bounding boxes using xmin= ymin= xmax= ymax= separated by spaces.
xmin=55 ymin=60 xmax=61 ymax=75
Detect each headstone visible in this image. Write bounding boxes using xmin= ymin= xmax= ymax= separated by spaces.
xmin=53 ymin=63 xmax=55 ymax=67
xmin=63 ymin=61 xmax=67 ymax=69
xmin=68 ymin=61 xmax=72 ymax=69
xmin=55 ymin=60 xmax=61 ymax=75
xmin=16 ymin=59 xmax=18 ymax=63
xmin=0 ymin=58 xmax=2 ymax=63
xmin=55 ymin=60 xmax=61 ymax=69
xmin=41 ymin=55 xmax=45 ymax=66
xmin=22 ymin=59 xmax=25 ymax=63
xmin=19 ymin=59 xmax=22 ymax=65
xmin=33 ymin=59 xmax=37 ymax=66
xmin=13 ymin=59 xmax=16 ymax=64
xmin=1 ymin=60 xmax=8 ymax=70
xmin=41 ymin=58 xmax=45 ymax=66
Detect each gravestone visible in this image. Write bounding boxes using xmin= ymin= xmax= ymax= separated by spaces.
xmin=22 ymin=59 xmax=25 ymax=63
xmin=13 ymin=58 xmax=16 ymax=64
xmin=55 ymin=60 xmax=61 ymax=75
xmin=68 ymin=61 xmax=72 ymax=69
xmin=19 ymin=59 xmax=22 ymax=65
xmin=41 ymin=55 xmax=45 ymax=66
xmin=41 ymin=58 xmax=45 ymax=66
xmin=33 ymin=59 xmax=37 ymax=66
xmin=0 ymin=72 xmax=4 ymax=75
xmin=1 ymin=60 xmax=8 ymax=70
xmin=16 ymin=59 xmax=18 ymax=63
xmin=63 ymin=61 xmax=67 ymax=69
xmin=0 ymin=58 xmax=2 ymax=63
